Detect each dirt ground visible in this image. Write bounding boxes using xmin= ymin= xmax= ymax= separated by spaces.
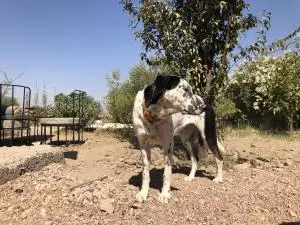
xmin=0 ymin=130 xmax=299 ymax=225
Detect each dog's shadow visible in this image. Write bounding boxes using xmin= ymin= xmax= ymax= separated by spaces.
xmin=173 ymin=166 xmax=215 ymax=181
xmin=129 ymin=166 xmax=214 ymax=191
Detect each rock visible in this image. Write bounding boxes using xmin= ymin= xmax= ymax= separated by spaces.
xmin=234 ymin=162 xmax=251 ymax=170
xmin=44 ymin=196 xmax=53 ymax=205
xmin=15 ymin=188 xmax=23 ymax=194
xmin=83 ymin=199 xmax=91 ymax=206
xmin=115 ymin=170 xmax=121 ymax=175
xmin=93 ymin=190 xmax=102 ymax=199
xmin=256 ymin=156 xmax=270 ymax=162
xmin=284 ymin=160 xmax=293 ymax=166
xmin=274 ymin=161 xmax=284 ymax=168
xmin=32 ymin=141 xmax=41 ymax=146
xmin=289 ymin=210 xmax=297 ymax=217
xmin=131 ymin=202 xmax=142 ymax=209
xmin=232 ymin=152 xmax=239 ymax=161
xmin=250 ymin=159 xmax=261 ymax=167
xmin=83 ymin=191 xmax=93 ymax=202
xmin=129 ymin=208 xmax=134 ymax=216
xmin=40 ymin=208 xmax=47 ymax=217
xmin=35 ymin=183 xmax=48 ymax=192
xmin=44 ymin=221 xmax=53 ymax=225
xmin=100 ymin=199 xmax=114 ymax=214
xmin=250 ymin=144 xmax=256 ymax=148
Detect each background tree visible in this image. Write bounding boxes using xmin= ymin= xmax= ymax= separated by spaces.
xmin=34 ymin=82 xmax=39 ymax=106
xmin=48 ymin=92 xmax=102 ymax=126
xmin=121 ymin=0 xmax=270 ymax=103
xmin=105 ymin=63 xmax=155 ymax=123
xmin=42 ymin=83 xmax=47 ymax=108
xmin=229 ymin=51 xmax=300 ymax=131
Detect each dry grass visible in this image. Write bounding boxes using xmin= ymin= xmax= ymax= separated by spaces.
xmin=224 ymin=126 xmax=300 ymax=141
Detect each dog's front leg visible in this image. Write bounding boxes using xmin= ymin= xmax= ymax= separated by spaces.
xmin=158 ymin=139 xmax=173 ymax=203
xmin=136 ymin=144 xmax=151 ymax=203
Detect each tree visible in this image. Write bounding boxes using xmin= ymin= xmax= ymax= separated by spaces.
xmin=48 ymin=92 xmax=102 ymax=126
xmin=42 ymin=83 xmax=47 ymax=108
xmin=105 ymin=63 xmax=155 ymax=123
xmin=121 ymin=0 xmax=268 ymax=103
xmin=229 ymin=51 xmax=300 ymax=131
xmin=34 ymin=82 xmax=39 ymax=106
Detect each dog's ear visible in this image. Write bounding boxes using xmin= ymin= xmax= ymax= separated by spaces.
xmin=144 ymin=75 xmax=180 ymax=107
xmin=166 ymin=75 xmax=180 ymax=90
xmin=144 ymin=85 xmax=155 ymax=108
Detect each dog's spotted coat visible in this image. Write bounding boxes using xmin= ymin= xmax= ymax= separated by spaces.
xmin=132 ymin=75 xmax=224 ymax=203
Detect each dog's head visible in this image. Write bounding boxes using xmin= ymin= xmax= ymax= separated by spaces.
xmin=143 ymin=75 xmax=206 ymax=120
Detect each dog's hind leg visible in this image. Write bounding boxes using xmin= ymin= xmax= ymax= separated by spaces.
xmin=209 ymin=143 xmax=224 ymax=183
xmin=158 ymin=139 xmax=173 ymax=203
xmin=183 ymin=141 xmax=198 ymax=182
xmin=136 ymin=142 xmax=151 ymax=202
xmin=212 ymin=141 xmax=226 ymax=183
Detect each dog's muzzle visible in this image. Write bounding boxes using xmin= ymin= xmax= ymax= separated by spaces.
xmin=185 ymin=95 xmax=207 ymax=115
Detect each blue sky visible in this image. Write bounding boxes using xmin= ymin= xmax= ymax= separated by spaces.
xmin=0 ymin=0 xmax=299 ymax=105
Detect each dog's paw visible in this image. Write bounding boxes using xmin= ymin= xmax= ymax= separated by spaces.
xmin=184 ymin=175 xmax=195 ymax=182
xmin=212 ymin=176 xmax=223 ymax=183
xmin=136 ymin=190 xmax=148 ymax=203
xmin=158 ymin=191 xmax=171 ymax=203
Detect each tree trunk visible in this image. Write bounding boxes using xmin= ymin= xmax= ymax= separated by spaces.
xmin=205 ymin=67 xmax=214 ymax=104
xmin=287 ymin=116 xmax=294 ymax=132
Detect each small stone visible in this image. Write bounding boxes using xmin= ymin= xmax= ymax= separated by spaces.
xmin=115 ymin=170 xmax=121 ymax=175
xmin=44 ymin=196 xmax=53 ymax=205
xmin=40 ymin=208 xmax=47 ymax=217
xmin=83 ymin=191 xmax=93 ymax=201
xmin=93 ymin=190 xmax=102 ymax=199
xmin=275 ymin=162 xmax=284 ymax=168
xmin=132 ymin=202 xmax=142 ymax=209
xmin=289 ymin=210 xmax=297 ymax=217
xmin=100 ymin=199 xmax=114 ymax=214
xmin=256 ymin=156 xmax=270 ymax=162
xmin=32 ymin=141 xmax=41 ymax=146
xmin=129 ymin=208 xmax=134 ymax=216
xmin=15 ymin=188 xmax=23 ymax=194
xmin=44 ymin=221 xmax=53 ymax=225
xmin=250 ymin=159 xmax=261 ymax=167
xmin=284 ymin=160 xmax=293 ymax=166
xmin=232 ymin=152 xmax=239 ymax=161
xmin=21 ymin=211 xmax=28 ymax=219
xmin=83 ymin=199 xmax=91 ymax=206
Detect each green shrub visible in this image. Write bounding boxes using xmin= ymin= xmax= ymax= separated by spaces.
xmin=47 ymin=92 xmax=102 ymax=126
xmin=105 ymin=63 xmax=155 ymax=123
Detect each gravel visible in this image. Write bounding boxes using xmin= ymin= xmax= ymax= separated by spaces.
xmin=0 ymin=143 xmax=64 ymax=185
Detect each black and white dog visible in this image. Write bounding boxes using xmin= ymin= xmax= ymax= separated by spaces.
xmin=132 ymin=75 xmax=224 ymax=203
